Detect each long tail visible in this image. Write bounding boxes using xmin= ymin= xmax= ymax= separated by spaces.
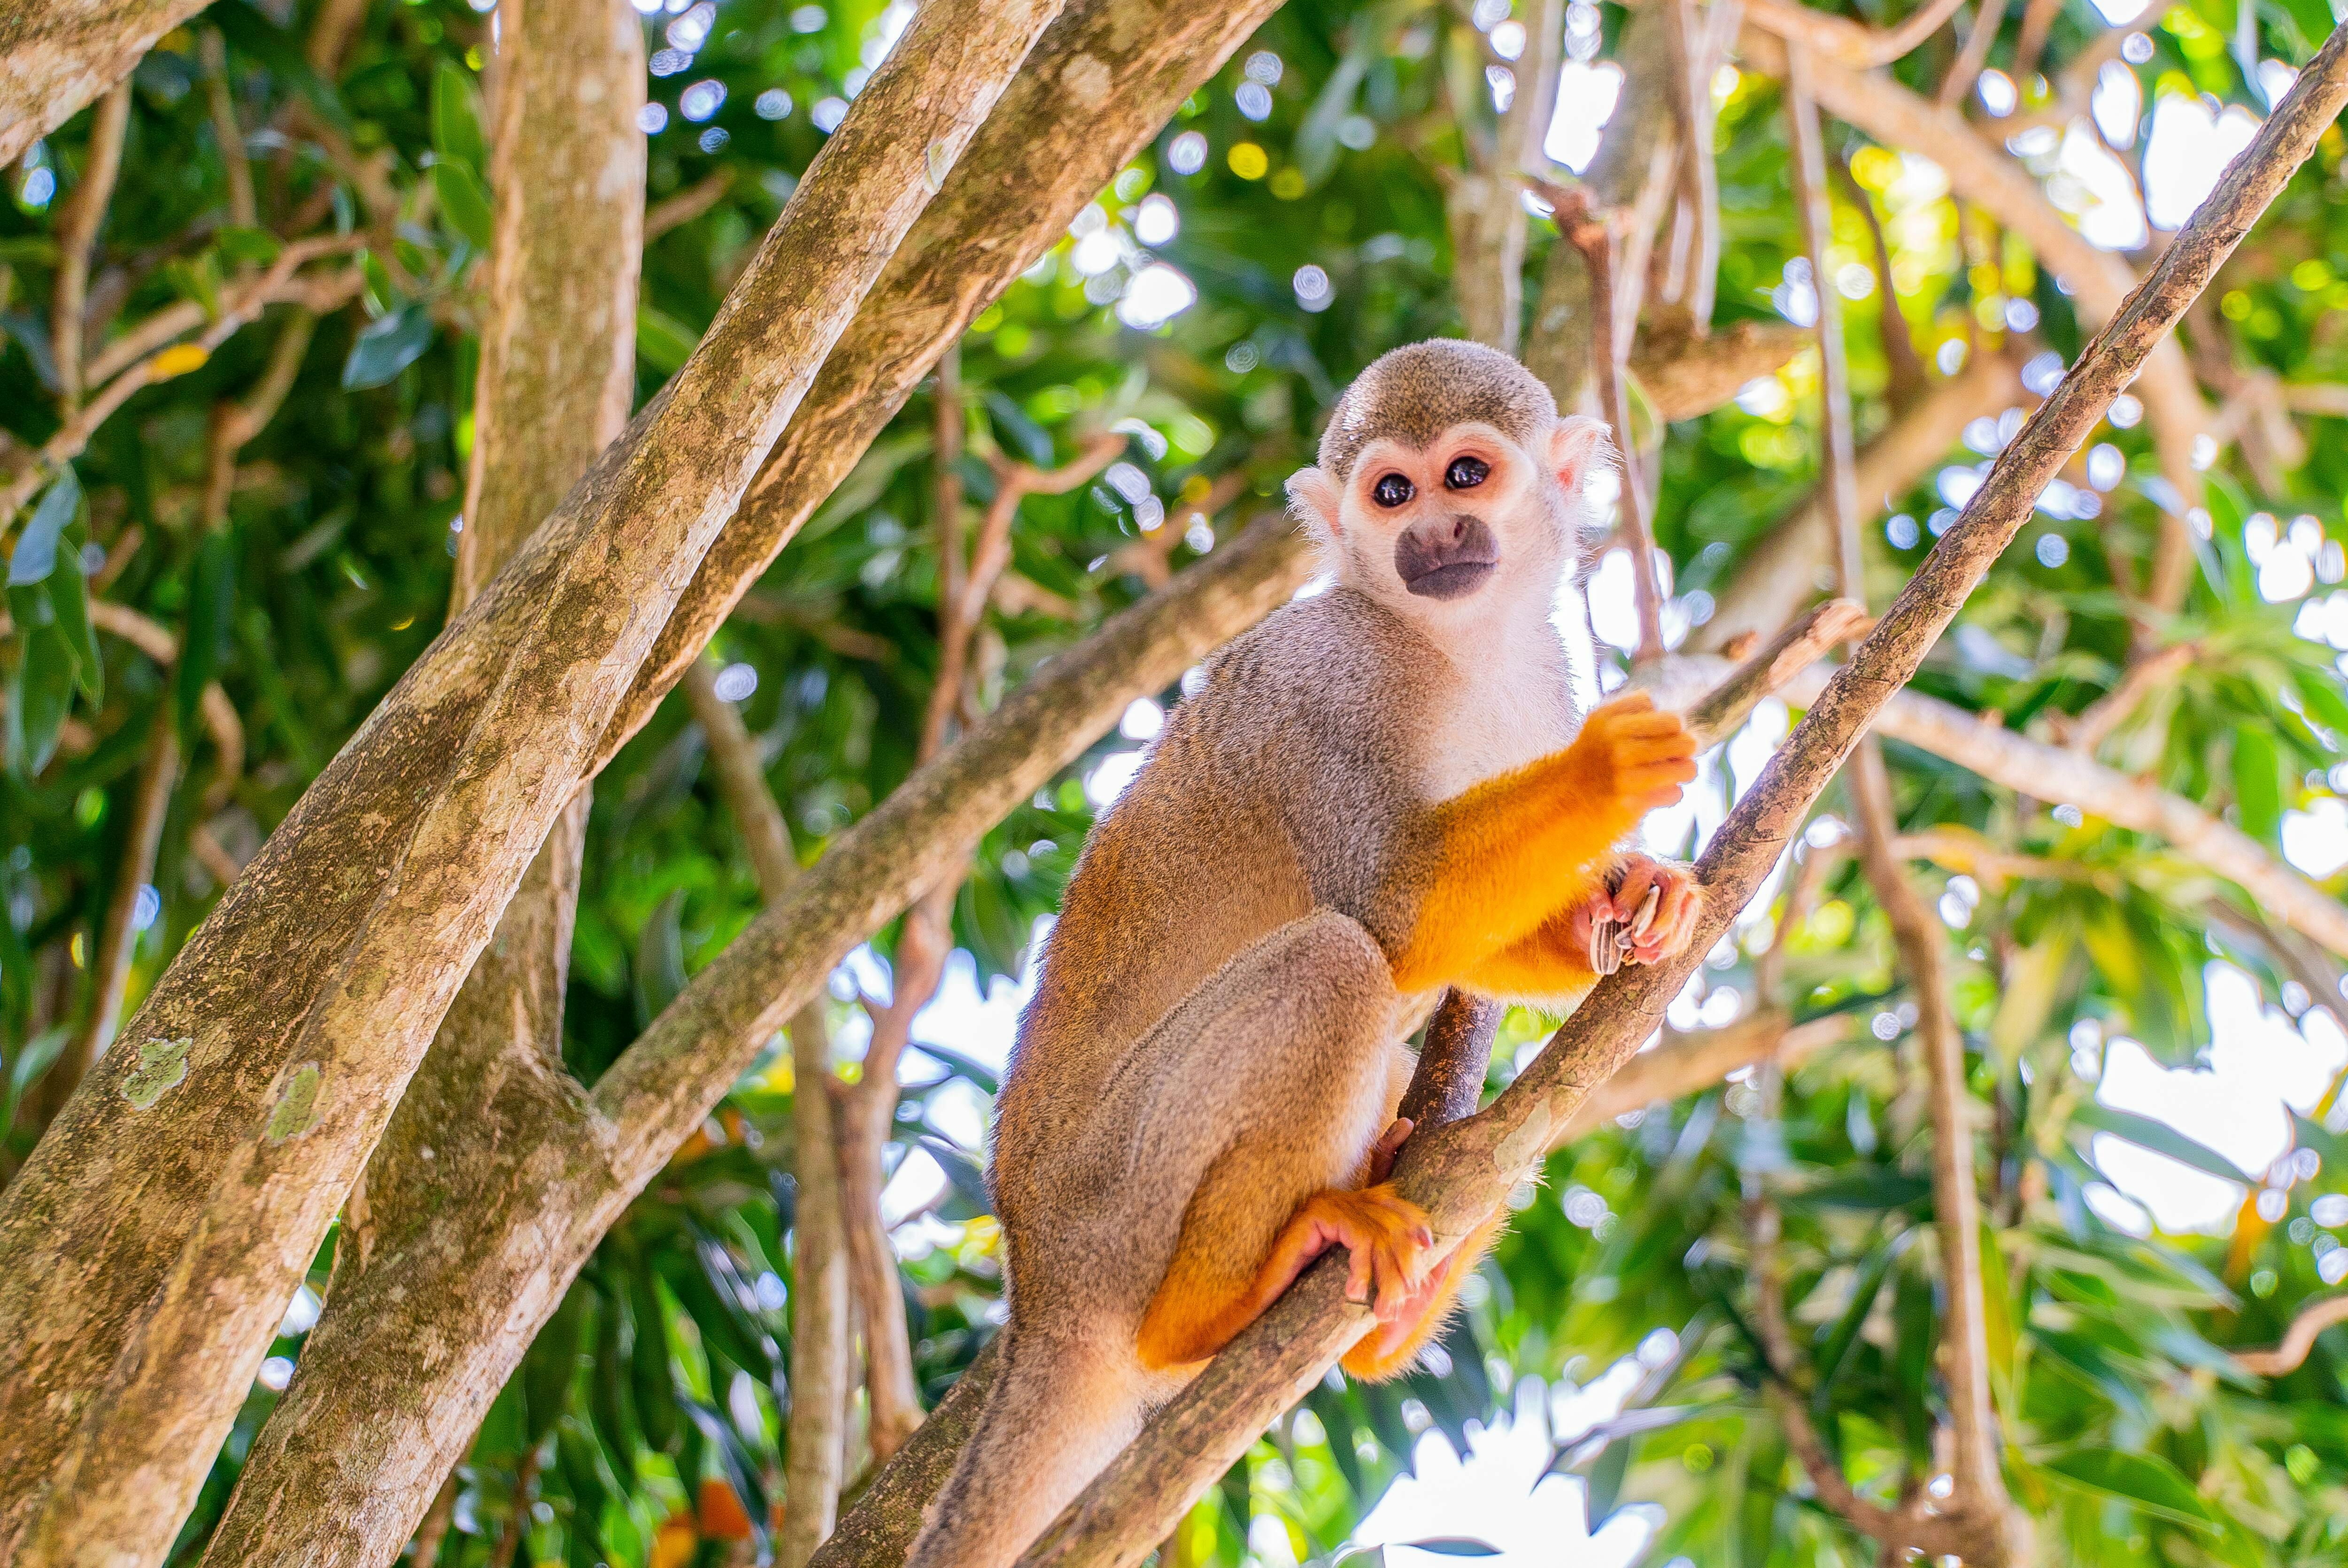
xmin=904 ymin=1329 xmax=1146 ymax=1568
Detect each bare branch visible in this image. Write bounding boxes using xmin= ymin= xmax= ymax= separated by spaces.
xmin=1631 ymin=315 xmax=1812 ymax=421
xmin=1740 ymin=27 xmax=2212 ymax=618
xmin=2058 ymin=638 xmax=2196 ymax=755
xmin=1556 ymin=1011 xmax=1844 ymax=1142
xmin=1780 ymin=668 xmax=2348 ymax=962
xmin=1542 ymin=184 xmax=1667 ymax=661
xmin=201 ymin=28 xmax=258 ymax=231
xmin=1745 ymin=0 xmax=1974 ymax=68
xmin=2236 ymin=1293 xmax=2348 ymax=1376
xmin=1937 ymin=0 xmax=2006 ymax=111
xmin=646 ymin=168 xmax=739 ymax=240
xmin=1695 ymin=350 xmax=2024 ymax=654
xmin=49 ymin=82 xmax=131 ymax=410
xmin=685 ymin=658 xmax=854 ymax=1563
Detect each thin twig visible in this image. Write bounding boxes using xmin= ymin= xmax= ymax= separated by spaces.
xmin=201 ymin=29 xmax=259 ymax=232
xmin=2236 ymin=1293 xmax=2348 ymax=1376
xmin=1937 ymin=0 xmax=2006 ymax=110
xmin=51 ymin=84 xmax=133 ymax=411
xmin=684 ymin=656 xmax=852 ymax=1563
xmin=1541 ymin=183 xmax=1667 ymax=663
xmin=2060 ymin=639 xmax=2195 ymax=756
xmin=646 ymin=168 xmax=738 ymax=241
xmin=1745 ymin=0 xmax=1972 ymax=68
xmin=36 ymin=711 xmax=178 ymax=1128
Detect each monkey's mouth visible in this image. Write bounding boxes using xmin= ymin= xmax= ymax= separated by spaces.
xmin=1394 ymin=516 xmax=1498 ymax=600
xmin=1400 ymin=560 xmax=1496 ymax=599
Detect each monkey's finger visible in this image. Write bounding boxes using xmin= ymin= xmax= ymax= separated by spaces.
xmin=1590 ymin=692 xmax=1655 ymax=717
xmin=1344 ymin=1239 xmax=1375 ymax=1306
xmin=1598 ymin=710 xmax=1689 ymax=740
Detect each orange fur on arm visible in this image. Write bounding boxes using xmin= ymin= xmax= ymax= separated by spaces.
xmin=1387 ymin=753 xmax=1637 ymax=991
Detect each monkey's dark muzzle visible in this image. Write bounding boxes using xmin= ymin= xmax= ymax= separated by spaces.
xmin=1394 ymin=515 xmax=1498 ymax=600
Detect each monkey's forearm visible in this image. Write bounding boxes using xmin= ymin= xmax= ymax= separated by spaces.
xmin=1456 ymin=913 xmax=1601 ymax=1003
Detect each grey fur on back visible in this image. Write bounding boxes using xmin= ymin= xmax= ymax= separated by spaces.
xmin=1315 ymin=338 xmax=1559 ymax=482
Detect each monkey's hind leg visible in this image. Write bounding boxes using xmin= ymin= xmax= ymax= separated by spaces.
xmin=904 ymin=1329 xmax=1148 ymax=1568
xmin=1129 ymin=911 xmax=1431 ymax=1372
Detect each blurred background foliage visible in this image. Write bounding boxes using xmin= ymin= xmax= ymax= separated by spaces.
xmin=6 ymin=0 xmax=2348 ymax=1562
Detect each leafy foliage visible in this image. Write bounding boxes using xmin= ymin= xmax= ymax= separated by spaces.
xmin=4 ymin=0 xmax=2348 ymax=1563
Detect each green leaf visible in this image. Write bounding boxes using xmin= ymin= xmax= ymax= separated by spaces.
xmin=432 ymin=160 xmax=494 ymax=251
xmin=2233 ymin=726 xmax=2281 ymax=842
xmin=635 ymin=305 xmax=701 ymax=376
xmin=1813 ymin=1229 xmax=1911 ymax=1392
xmin=523 ymin=1282 xmax=590 ymax=1445
xmin=1399 ymin=1540 xmax=1500 ymax=1557
xmin=431 ymin=62 xmax=489 ymax=174
xmin=11 ymin=621 xmax=75 ymax=776
xmin=178 ymin=529 xmax=236 ymax=739
xmin=2072 ymin=1101 xmax=2251 ymax=1184
xmin=8 ymin=466 xmax=80 ymax=585
xmin=626 ymin=1269 xmax=681 ymax=1453
xmin=2039 ymin=1448 xmax=2218 ymax=1531
xmin=0 ymin=1025 xmax=69 ymax=1136
xmin=50 ymin=520 xmax=100 ymax=703
xmin=215 ymin=225 xmax=283 ymax=267
xmin=341 ymin=303 xmax=434 ymax=391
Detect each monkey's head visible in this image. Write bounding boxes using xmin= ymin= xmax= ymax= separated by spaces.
xmin=1285 ymin=339 xmax=1611 ymax=633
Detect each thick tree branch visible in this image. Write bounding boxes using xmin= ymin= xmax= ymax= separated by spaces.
xmin=997 ymin=40 xmax=2348 ymax=1562
xmin=596 ymin=0 xmax=1289 ymax=774
xmin=0 ymin=9 xmax=1064 ymax=1562
xmin=199 ymin=0 xmax=645 ymax=1561
xmin=0 ymin=0 xmax=216 ymax=168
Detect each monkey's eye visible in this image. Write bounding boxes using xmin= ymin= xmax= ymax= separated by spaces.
xmin=1445 ymin=455 xmax=1490 ymax=490
xmin=1371 ymin=473 xmax=1415 ymax=508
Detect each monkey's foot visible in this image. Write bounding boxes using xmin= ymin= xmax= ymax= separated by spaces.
xmin=1267 ymin=1183 xmax=1435 ymax=1325
xmin=1340 ymin=1209 xmax=1507 ymax=1380
xmin=1136 ymin=1184 xmax=1434 ymax=1370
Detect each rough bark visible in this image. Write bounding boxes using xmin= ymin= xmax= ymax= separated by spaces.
xmin=204 ymin=5 xmax=645 ymax=1563
xmin=1693 ymin=350 xmax=2024 ymax=654
xmin=684 ymin=658 xmax=852 ymax=1567
xmin=0 ymin=0 xmax=211 ymax=169
xmin=198 ymin=513 xmax=1306 ymax=1568
xmin=0 ymin=7 xmax=1062 ymax=1561
xmin=592 ymin=0 xmax=1290 ymax=776
xmin=1000 ymin=37 xmax=2348 ymax=1560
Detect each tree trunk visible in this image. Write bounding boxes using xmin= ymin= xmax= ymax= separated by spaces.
xmin=0 ymin=6 xmax=1062 ymax=1561
xmin=201 ymin=0 xmax=643 ymax=1561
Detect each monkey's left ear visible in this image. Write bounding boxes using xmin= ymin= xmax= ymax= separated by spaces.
xmin=1545 ymin=415 xmax=1615 ymax=497
xmin=1285 ymin=467 xmax=1344 ymax=544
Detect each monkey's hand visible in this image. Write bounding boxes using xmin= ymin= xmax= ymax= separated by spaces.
xmin=1567 ymin=853 xmax=1704 ymax=969
xmin=1563 ymin=692 xmax=1699 ymax=817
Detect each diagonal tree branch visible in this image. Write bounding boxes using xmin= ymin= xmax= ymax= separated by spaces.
xmin=996 ymin=35 xmax=2348 ymax=1562
xmin=49 ymin=80 xmax=131 ymax=412
xmin=594 ymin=0 xmax=1290 ymax=776
xmin=0 ymin=9 xmax=1065 ymax=1563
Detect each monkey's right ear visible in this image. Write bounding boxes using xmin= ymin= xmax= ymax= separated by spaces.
xmin=1545 ymin=415 xmax=1615 ymax=498
xmin=1285 ymin=467 xmax=1344 ymax=544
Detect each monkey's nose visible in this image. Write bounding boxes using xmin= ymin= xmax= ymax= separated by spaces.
xmin=1393 ymin=514 xmax=1498 ymax=600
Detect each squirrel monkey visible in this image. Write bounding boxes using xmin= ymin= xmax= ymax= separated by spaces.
xmin=907 ymin=341 xmax=1702 ymax=1567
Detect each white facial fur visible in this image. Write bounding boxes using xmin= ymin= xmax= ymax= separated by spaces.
xmin=1285 ymin=415 xmax=1610 ymax=665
